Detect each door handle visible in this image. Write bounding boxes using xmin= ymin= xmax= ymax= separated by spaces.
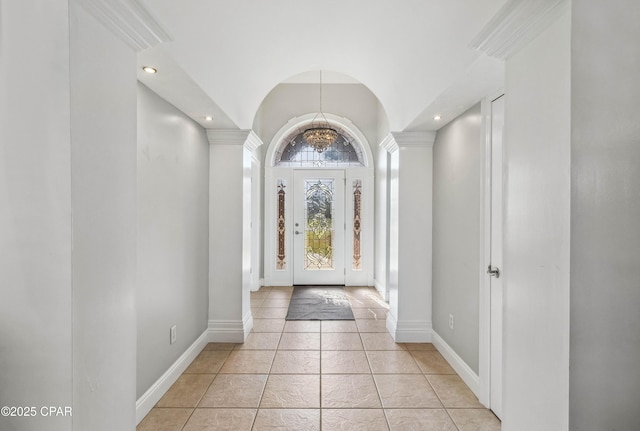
xmin=487 ymin=265 xmax=500 ymax=278
xmin=295 ymin=230 xmax=301 ymax=235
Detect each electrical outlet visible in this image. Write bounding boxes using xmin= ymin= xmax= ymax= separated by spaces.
xmin=449 ymin=314 xmax=454 ymax=330
xmin=170 ymin=325 xmax=177 ymax=344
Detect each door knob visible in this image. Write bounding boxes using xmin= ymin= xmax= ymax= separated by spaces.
xmin=295 ymin=230 xmax=301 ymax=235
xmin=487 ymin=265 xmax=500 ymax=278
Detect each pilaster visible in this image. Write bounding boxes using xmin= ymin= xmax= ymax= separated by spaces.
xmin=207 ymin=129 xmax=263 ymax=342
xmin=382 ymin=132 xmax=435 ymax=342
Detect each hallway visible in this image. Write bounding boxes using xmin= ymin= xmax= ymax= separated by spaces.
xmin=137 ymin=286 xmax=500 ymax=430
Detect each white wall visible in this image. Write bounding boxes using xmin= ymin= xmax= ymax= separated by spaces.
xmin=374 ymin=144 xmax=389 ymax=298
xmin=1 ymin=2 xmax=141 ymax=430
xmin=136 ymin=83 xmax=210 ymax=398
xmin=432 ymin=103 xmax=482 ymax=373
xmin=570 ymin=1 xmax=640 ymax=429
xmin=502 ymin=9 xmax=571 ymax=431
xmin=69 ymin=3 xmax=138 ymax=429
xmin=0 ymin=2 xmax=73 ymax=430
xmin=253 ymin=83 xmax=381 ymax=159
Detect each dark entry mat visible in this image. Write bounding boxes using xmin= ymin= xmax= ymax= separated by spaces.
xmin=285 ymin=286 xmax=355 ymax=320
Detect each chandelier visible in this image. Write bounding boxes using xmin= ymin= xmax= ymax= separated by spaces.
xmin=303 ymin=70 xmax=339 ymax=153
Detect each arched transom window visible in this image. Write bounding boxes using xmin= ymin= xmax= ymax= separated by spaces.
xmin=274 ymin=127 xmax=365 ymax=167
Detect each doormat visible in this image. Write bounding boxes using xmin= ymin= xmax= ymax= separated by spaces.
xmin=285 ymin=285 xmax=355 ymax=320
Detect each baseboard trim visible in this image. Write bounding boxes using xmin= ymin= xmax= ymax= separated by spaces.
xmin=386 ymin=314 xmax=433 ymax=343
xmin=373 ymin=278 xmax=386 ymax=300
xmin=208 ymin=319 xmax=246 ymax=343
xmin=243 ymin=311 xmax=254 ymax=338
xmin=136 ymin=329 xmax=209 ymax=424
xmin=386 ymin=312 xmax=398 ymax=339
xmin=395 ymin=320 xmax=433 ymax=343
xmin=432 ymin=330 xmax=480 ymax=397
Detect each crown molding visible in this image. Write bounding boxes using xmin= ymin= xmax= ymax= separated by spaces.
xmin=244 ymin=131 xmax=264 ymax=153
xmin=392 ymin=131 xmax=436 ymax=148
xmin=75 ymin=0 xmax=172 ymax=52
xmin=469 ymin=0 xmax=569 ymax=60
xmin=207 ymin=129 xmax=263 ymax=151
xmin=207 ymin=129 xmax=250 ymax=146
xmin=380 ymin=133 xmax=399 ymax=153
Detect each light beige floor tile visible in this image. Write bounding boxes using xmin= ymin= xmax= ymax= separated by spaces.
xmin=253 ymin=409 xmax=320 ymax=431
xmin=251 ymin=298 xmax=265 ymax=308
xmin=321 ymin=374 xmax=382 ymax=408
xmin=356 ymin=319 xmax=389 ymax=333
xmin=321 ymin=320 xmax=358 ymax=332
xmin=198 ymin=374 xmax=267 ymax=408
xmin=352 ymin=308 xmax=388 ymax=319
xmin=361 ymin=333 xmax=406 ymax=351
xmin=283 ymin=320 xmax=321 ymax=332
xmin=404 ymin=342 xmax=436 ymax=351
xmin=322 ymin=409 xmax=389 ymax=431
xmin=448 ymin=408 xmax=501 ymax=431
xmin=236 ymin=332 xmax=281 ymax=350
xmin=250 ymin=291 xmax=270 ymax=299
xmin=349 ymin=298 xmax=389 ymax=309
xmin=411 ymin=350 xmax=456 ymax=374
xmin=184 ymin=350 xmax=230 ymax=374
xmin=252 ymin=318 xmax=286 ymax=333
xmin=278 ymin=332 xmax=321 ymax=350
xmin=182 ymin=408 xmax=256 ymax=431
xmin=260 ymin=374 xmax=320 ymax=408
xmin=374 ymin=374 xmax=442 ymax=408
xmin=136 ymin=407 xmax=192 ymax=431
xmin=261 ymin=298 xmax=291 ymax=308
xmin=271 ymin=286 xmax=294 ymax=293
xmin=321 ymin=350 xmax=371 ymax=374
xmin=271 ymin=350 xmax=320 ymax=374
xmin=321 ymin=332 xmax=363 ymax=350
xmin=267 ymin=287 xmax=294 ymax=299
xmin=253 ymin=307 xmax=289 ymax=318
xmin=427 ymin=375 xmax=484 ymax=408
xmin=344 ymin=286 xmax=381 ymax=299
xmin=366 ymin=351 xmax=421 ymax=374
xmin=385 ymin=409 xmax=457 ymax=431
xmin=156 ymin=374 xmax=215 ymax=407
xmin=219 ymin=350 xmax=275 ymax=374
xmin=203 ymin=342 xmax=238 ymax=351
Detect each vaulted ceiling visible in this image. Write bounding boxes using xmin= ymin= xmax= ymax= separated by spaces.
xmin=136 ymin=0 xmax=507 ymax=132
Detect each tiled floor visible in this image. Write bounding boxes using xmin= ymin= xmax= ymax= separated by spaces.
xmin=138 ymin=286 xmax=501 ymax=431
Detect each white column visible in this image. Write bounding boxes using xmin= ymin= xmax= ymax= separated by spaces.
xmin=382 ymin=132 xmax=435 ymax=342
xmin=207 ymin=130 xmax=263 ymax=342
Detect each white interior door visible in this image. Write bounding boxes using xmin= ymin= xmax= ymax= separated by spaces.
xmin=293 ymin=170 xmax=345 ymax=285
xmin=489 ymin=94 xmax=505 ymax=419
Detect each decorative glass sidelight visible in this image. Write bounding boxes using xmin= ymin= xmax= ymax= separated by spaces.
xmin=304 ymin=179 xmax=335 ymax=270
xmin=276 ymin=180 xmax=286 ymax=270
xmin=353 ymin=179 xmax=362 ymax=270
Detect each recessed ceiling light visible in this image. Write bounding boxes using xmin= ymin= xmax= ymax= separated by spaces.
xmin=433 ymin=115 xmax=442 ymax=121
xmin=204 ymin=116 xmax=213 ymax=121
xmin=142 ymin=66 xmax=157 ymax=74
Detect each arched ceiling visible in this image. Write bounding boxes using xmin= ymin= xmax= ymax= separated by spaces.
xmin=137 ymin=0 xmax=506 ymax=131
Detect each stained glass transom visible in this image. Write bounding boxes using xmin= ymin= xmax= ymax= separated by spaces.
xmin=275 ymin=129 xmax=365 ymax=167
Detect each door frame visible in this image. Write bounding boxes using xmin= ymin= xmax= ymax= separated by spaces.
xmin=478 ymin=91 xmax=505 ymax=414
xmin=263 ymin=114 xmax=375 ymax=288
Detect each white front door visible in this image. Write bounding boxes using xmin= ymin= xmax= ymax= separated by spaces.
xmin=489 ymin=94 xmax=505 ymax=419
xmin=293 ymin=170 xmax=345 ymax=285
